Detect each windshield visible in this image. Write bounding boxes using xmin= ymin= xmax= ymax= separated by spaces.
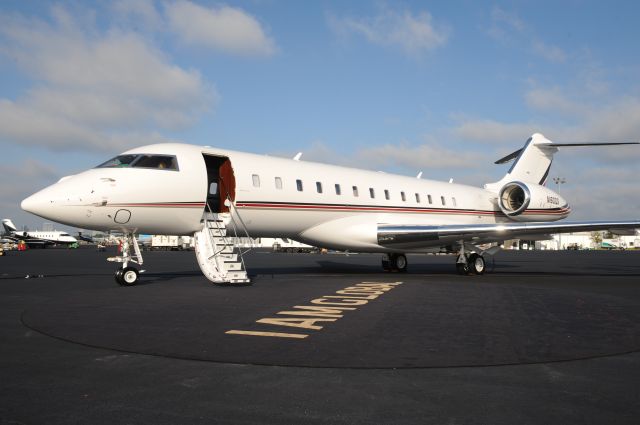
xmin=96 ymin=154 xmax=179 ymax=170
xmin=97 ymin=155 xmax=138 ymax=168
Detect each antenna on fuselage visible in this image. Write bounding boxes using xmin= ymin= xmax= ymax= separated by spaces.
xmin=293 ymin=152 xmax=303 ymax=161
xmin=416 ymin=172 xmax=422 ymax=179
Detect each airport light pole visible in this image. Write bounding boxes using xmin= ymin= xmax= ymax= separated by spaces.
xmin=553 ymin=177 xmax=566 ymax=250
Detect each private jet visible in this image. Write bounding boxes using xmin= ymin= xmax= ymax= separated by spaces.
xmin=2 ymin=219 xmax=78 ymax=247
xmin=20 ymin=133 xmax=639 ymax=285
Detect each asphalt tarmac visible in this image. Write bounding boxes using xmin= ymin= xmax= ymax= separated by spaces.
xmin=1 ymin=247 xmax=639 ymax=424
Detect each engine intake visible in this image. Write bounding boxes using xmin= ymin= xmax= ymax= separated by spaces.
xmin=498 ymin=181 xmax=531 ymax=216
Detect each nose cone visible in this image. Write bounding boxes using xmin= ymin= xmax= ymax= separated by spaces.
xmin=21 ymin=192 xmax=49 ymax=218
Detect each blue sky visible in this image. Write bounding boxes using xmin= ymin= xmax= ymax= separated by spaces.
xmin=1 ymin=0 xmax=639 ymax=231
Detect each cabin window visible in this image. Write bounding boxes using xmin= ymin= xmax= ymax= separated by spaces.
xmin=384 ymin=189 xmax=390 ymax=200
xmin=401 ymin=192 xmax=406 ymax=202
xmin=452 ymin=197 xmax=457 ymax=207
xmin=335 ymin=184 xmax=341 ymax=195
xmin=441 ymin=196 xmax=446 ymax=206
xmin=353 ymin=186 xmax=359 ymax=197
xmin=316 ymin=182 xmax=323 ymax=193
xmin=252 ymin=174 xmax=261 ymax=187
xmin=275 ymin=177 xmax=283 ymax=189
xmin=415 ymin=193 xmax=421 ymax=203
xmin=428 ymin=194 xmax=433 ymax=204
xmin=369 ymin=188 xmax=375 ymax=198
xmin=296 ymin=179 xmax=303 ymax=191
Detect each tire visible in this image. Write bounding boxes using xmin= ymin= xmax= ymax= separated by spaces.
xmin=469 ymin=254 xmax=485 ymax=275
xmin=394 ymin=254 xmax=408 ymax=272
xmin=456 ymin=262 xmax=470 ymax=275
xmin=121 ymin=267 xmax=139 ymax=286
xmin=381 ymin=258 xmax=391 ymax=271
xmin=114 ymin=268 xmax=124 ymax=285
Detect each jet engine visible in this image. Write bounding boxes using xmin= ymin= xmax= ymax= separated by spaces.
xmin=498 ymin=181 xmax=568 ymax=221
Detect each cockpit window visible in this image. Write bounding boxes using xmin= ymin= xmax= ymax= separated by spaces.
xmin=133 ymin=155 xmax=178 ymax=170
xmin=97 ymin=155 xmax=139 ymax=168
xmin=96 ymin=154 xmax=179 ymax=170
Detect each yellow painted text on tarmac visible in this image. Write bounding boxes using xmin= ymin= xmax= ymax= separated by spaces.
xmin=226 ymin=281 xmax=403 ymax=338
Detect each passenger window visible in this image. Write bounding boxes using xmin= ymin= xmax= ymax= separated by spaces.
xmin=369 ymin=188 xmax=375 ymax=198
xmin=316 ymin=182 xmax=323 ymax=193
xmin=452 ymin=197 xmax=457 ymax=207
xmin=428 ymin=195 xmax=433 ymax=204
xmin=209 ymin=182 xmax=218 ymax=195
xmin=252 ymin=174 xmax=260 ymax=188
xmin=133 ymin=155 xmax=178 ymax=170
xmin=296 ymin=179 xmax=303 ymax=191
xmin=275 ymin=177 xmax=283 ymax=189
xmin=441 ymin=196 xmax=446 ymax=206
xmin=384 ymin=190 xmax=390 ymax=200
xmin=335 ymin=184 xmax=341 ymax=195
xmin=353 ymin=186 xmax=359 ymax=197
xmin=415 ymin=193 xmax=420 ymax=203
xmin=401 ymin=192 xmax=406 ymax=202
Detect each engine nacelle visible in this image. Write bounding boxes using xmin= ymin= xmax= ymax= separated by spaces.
xmin=498 ymin=181 xmax=569 ymax=222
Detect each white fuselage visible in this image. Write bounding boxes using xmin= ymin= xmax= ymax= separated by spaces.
xmin=21 ymin=143 xmax=569 ymax=252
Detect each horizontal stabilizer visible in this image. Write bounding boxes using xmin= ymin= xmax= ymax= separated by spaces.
xmin=547 ymin=142 xmax=639 ymax=147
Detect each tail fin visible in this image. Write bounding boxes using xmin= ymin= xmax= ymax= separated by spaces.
xmin=2 ymin=219 xmax=18 ymax=233
xmin=485 ymin=133 xmax=638 ymax=191
xmin=490 ymin=133 xmax=556 ymax=188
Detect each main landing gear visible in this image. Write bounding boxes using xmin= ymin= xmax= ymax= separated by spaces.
xmin=108 ymin=233 xmax=144 ymax=286
xmin=382 ymin=253 xmax=408 ymax=272
xmin=455 ymin=242 xmax=486 ymax=275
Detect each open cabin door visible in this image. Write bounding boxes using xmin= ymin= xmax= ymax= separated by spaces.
xmin=203 ymin=154 xmax=236 ymax=213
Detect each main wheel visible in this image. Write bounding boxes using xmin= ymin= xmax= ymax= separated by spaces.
xmin=394 ymin=254 xmax=408 ymax=272
xmin=468 ymin=254 xmax=485 ymax=275
xmin=121 ymin=267 xmax=139 ymax=286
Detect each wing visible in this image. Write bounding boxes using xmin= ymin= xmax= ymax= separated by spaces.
xmin=377 ymin=220 xmax=640 ymax=249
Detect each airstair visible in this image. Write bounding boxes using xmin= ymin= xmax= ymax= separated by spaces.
xmin=193 ymin=201 xmax=252 ymax=284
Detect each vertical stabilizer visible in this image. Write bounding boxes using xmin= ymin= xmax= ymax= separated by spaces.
xmin=2 ymin=219 xmax=18 ymax=234
xmin=486 ymin=133 xmax=557 ymax=191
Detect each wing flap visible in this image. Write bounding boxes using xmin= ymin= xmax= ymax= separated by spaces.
xmin=378 ymin=220 xmax=640 ymax=249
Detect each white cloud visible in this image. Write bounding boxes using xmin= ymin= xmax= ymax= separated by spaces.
xmin=329 ymin=7 xmax=449 ymax=56
xmin=487 ymin=6 xmax=525 ymax=42
xmin=532 ymin=40 xmax=566 ymax=63
xmin=452 ymin=119 xmax=539 ymax=144
xmin=165 ymin=1 xmax=276 ymax=56
xmin=0 ymin=6 xmax=215 ymax=152
xmin=525 ymin=88 xmax=586 ymax=116
xmin=113 ymin=0 xmax=163 ymax=30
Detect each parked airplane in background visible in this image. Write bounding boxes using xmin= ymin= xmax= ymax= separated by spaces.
xmin=2 ymin=219 xmax=78 ymax=247
xmin=20 ymin=133 xmax=639 ymax=285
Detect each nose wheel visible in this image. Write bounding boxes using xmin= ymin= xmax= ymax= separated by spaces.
xmin=115 ymin=267 xmax=139 ymax=286
xmin=108 ymin=233 xmax=144 ymax=286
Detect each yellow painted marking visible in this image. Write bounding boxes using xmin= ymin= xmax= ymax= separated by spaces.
xmin=311 ymin=298 xmax=369 ymax=306
xmin=226 ymin=330 xmax=308 ymax=339
xmin=324 ymin=294 xmax=379 ymax=300
xmin=336 ymin=290 xmax=384 ymax=296
xmin=226 ymin=281 xmax=403 ymax=337
xmin=257 ymin=317 xmax=338 ymax=330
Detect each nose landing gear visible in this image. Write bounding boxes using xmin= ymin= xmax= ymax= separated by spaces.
xmin=109 ymin=233 xmax=144 ymax=286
